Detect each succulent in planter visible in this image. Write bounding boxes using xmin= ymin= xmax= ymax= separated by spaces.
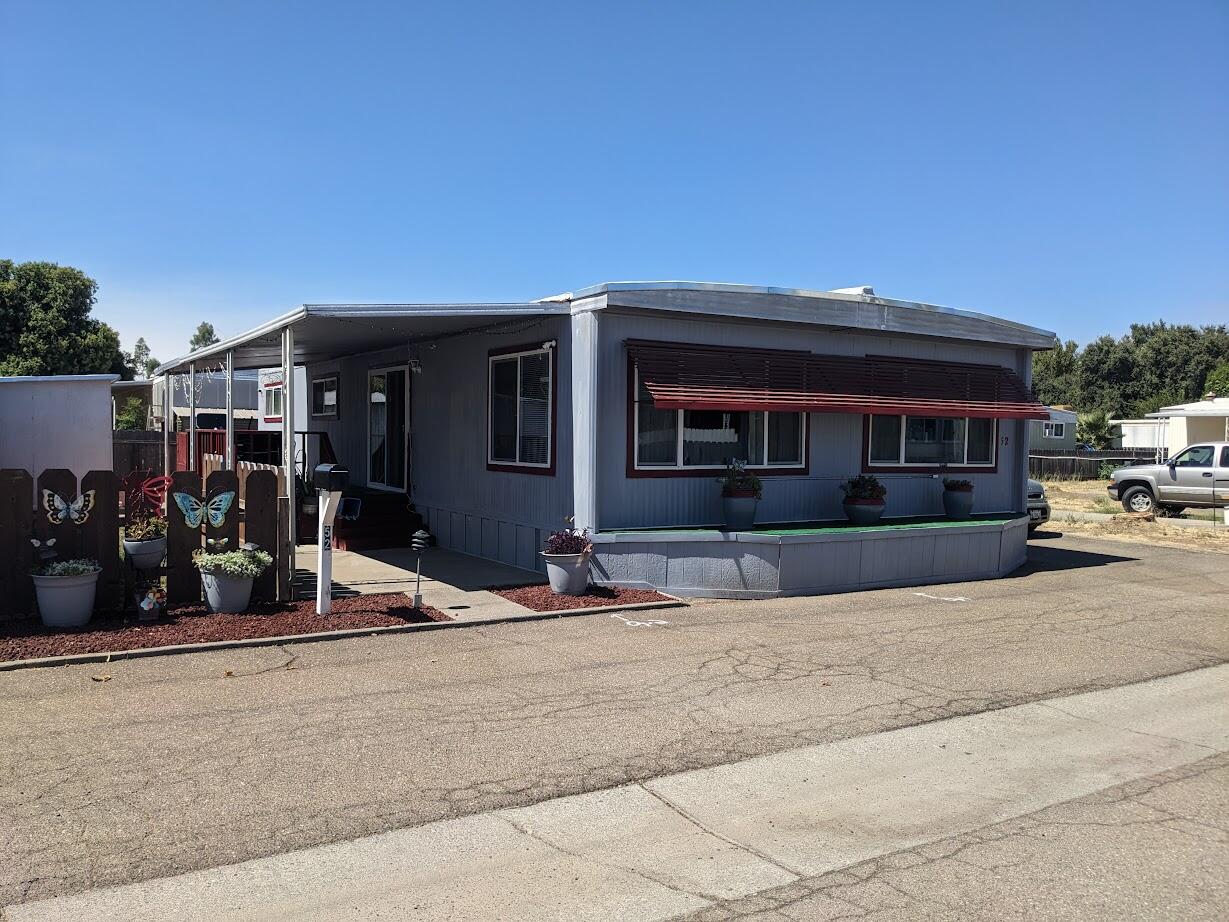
xmin=32 ymin=558 xmax=101 ymax=578
xmin=192 ymin=546 xmax=273 ymax=613
xmin=31 ymin=558 xmax=102 ymax=629
xmin=124 ymin=515 xmax=169 ymax=570
xmin=840 ymin=474 xmax=887 ymax=526
xmin=718 ymin=459 xmax=762 ymax=531
xmin=542 ymin=519 xmax=593 ymax=595
xmin=942 ymin=478 xmax=975 ymax=520
xmin=125 ymin=516 xmax=168 ymax=540
xmin=718 ymin=459 xmax=762 ymax=499
xmin=840 ymin=474 xmax=887 ymax=502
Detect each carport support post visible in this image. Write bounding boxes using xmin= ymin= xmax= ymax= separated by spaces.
xmin=225 ymin=350 xmax=235 ymax=470
xmin=188 ymin=361 xmax=197 ymax=472
xmin=570 ymin=307 xmax=600 ymax=532
xmin=161 ymin=375 xmax=171 ymax=476
xmin=281 ymin=326 xmax=297 ymax=596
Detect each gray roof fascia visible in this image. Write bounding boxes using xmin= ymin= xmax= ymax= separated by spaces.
xmin=548 ymin=281 xmax=1058 ymax=349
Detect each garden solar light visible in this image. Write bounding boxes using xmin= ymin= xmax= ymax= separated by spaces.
xmin=411 ymin=528 xmax=432 ymax=609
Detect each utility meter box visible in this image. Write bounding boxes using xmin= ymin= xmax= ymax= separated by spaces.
xmin=314 ymin=463 xmax=349 ymax=494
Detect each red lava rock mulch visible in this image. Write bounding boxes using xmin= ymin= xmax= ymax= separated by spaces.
xmin=0 ymin=594 xmax=450 ymax=663
xmin=490 ymin=583 xmax=674 ymax=612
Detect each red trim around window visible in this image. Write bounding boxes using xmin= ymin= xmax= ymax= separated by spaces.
xmin=263 ymin=383 xmax=283 ymax=424
xmin=861 ymin=414 xmax=1000 ymax=474
xmin=486 ymin=341 xmax=557 ymax=476
xmin=625 ymin=356 xmax=810 ymax=478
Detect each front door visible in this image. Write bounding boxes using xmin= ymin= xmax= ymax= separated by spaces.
xmin=368 ymin=366 xmax=408 ymax=491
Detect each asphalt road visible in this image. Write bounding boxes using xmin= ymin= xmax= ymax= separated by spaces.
xmin=2 ymin=532 xmax=1227 ymax=910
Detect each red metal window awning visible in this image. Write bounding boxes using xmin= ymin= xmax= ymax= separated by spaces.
xmin=627 ymin=340 xmax=1049 ymax=420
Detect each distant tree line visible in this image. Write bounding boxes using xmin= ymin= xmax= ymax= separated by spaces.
xmin=1033 ymin=321 xmax=1229 ymax=419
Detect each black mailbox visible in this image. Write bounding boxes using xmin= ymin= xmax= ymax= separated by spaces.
xmin=313 ymin=463 xmax=349 ymax=493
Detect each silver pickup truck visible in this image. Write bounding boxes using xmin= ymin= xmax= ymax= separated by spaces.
xmin=1107 ymin=442 xmax=1229 ymax=514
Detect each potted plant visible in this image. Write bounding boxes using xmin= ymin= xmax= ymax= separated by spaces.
xmin=718 ymin=459 xmax=762 ymax=531
xmin=541 ymin=520 xmax=593 ymax=596
xmin=942 ymin=478 xmax=975 ymax=520
xmin=31 ymin=558 xmax=101 ymax=628
xmin=123 ymin=515 xmax=168 ymax=570
xmin=193 ymin=545 xmax=273 ymax=613
xmin=840 ymin=475 xmax=887 ymax=526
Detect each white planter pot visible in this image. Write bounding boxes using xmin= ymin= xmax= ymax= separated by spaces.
xmin=542 ymin=553 xmax=591 ymax=595
xmin=200 ymin=572 xmax=255 ymax=613
xmin=33 ymin=570 xmax=100 ymax=628
xmin=123 ymin=536 xmax=166 ymax=570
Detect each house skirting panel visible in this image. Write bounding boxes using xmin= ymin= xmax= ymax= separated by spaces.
xmin=590 ymin=517 xmax=1029 ymax=599
xmin=418 ymin=505 xmax=548 ymax=574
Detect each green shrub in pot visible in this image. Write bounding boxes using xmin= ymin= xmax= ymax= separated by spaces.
xmin=193 ymin=546 xmax=273 ymax=613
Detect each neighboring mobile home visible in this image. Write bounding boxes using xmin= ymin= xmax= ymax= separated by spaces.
xmin=1028 ymin=406 xmax=1078 ymax=451
xmin=154 ymin=282 xmax=1056 ymax=597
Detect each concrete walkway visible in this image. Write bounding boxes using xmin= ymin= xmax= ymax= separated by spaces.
xmin=12 ymin=663 xmax=1225 ymax=921
xmin=294 ymin=545 xmax=542 ymax=621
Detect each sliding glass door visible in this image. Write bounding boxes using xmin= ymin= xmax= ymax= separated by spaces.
xmin=368 ymin=366 xmax=408 ymax=490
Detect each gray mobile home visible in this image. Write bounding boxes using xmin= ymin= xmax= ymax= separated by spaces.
xmin=155 ymin=282 xmax=1055 ymax=598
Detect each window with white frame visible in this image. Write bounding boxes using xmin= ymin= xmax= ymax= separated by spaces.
xmin=312 ymin=376 xmax=339 ymax=418
xmin=488 ymin=347 xmax=553 ymax=469
xmin=263 ymin=382 xmax=283 ymax=422
xmin=867 ymin=414 xmax=996 ymax=467
xmin=1042 ymin=421 xmax=1065 ymax=439
xmin=633 ymin=370 xmax=805 ymax=470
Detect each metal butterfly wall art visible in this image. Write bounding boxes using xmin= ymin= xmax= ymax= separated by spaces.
xmin=42 ymin=489 xmax=96 ymax=525
xmin=172 ymin=491 xmax=236 ymax=529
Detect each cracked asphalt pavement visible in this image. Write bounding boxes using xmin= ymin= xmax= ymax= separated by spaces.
xmin=2 ymin=532 xmax=1227 ymax=912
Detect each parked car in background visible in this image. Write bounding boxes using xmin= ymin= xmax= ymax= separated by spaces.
xmin=1107 ymin=443 xmax=1229 ymax=514
xmin=1027 ymin=479 xmax=1050 ymax=530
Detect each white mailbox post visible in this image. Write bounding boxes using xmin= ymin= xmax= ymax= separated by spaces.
xmin=313 ymin=463 xmax=348 ymax=615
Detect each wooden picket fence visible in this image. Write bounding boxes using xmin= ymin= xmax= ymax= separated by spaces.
xmin=0 ymin=467 xmax=290 ymax=622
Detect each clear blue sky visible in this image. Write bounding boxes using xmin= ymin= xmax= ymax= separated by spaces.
xmin=2 ymin=0 xmax=1226 ymax=364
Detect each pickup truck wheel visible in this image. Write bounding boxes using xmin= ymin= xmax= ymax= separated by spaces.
xmin=1121 ymin=485 xmax=1155 ymax=514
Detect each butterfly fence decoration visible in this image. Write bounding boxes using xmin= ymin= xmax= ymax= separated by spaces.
xmin=172 ymin=491 xmax=236 ymax=529
xmin=42 ymin=489 xmax=96 ymax=525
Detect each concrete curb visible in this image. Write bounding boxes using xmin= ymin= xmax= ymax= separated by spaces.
xmin=0 ymin=597 xmax=688 ymax=673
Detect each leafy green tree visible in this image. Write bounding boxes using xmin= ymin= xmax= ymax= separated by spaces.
xmin=1204 ymin=362 xmax=1229 ymax=398
xmin=189 ymin=322 xmax=220 ymax=351
xmin=1032 ymin=322 xmax=1229 ymax=416
xmin=1031 ymin=339 xmax=1079 ymax=407
xmin=1076 ymin=410 xmax=1118 ymax=449
xmin=0 ymin=260 xmax=132 ymax=377
xmin=113 ymin=395 xmax=146 ymax=430
xmin=130 ymin=336 xmax=160 ymax=379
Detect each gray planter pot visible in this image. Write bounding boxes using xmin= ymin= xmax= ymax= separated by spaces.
xmin=200 ymin=572 xmax=255 ymax=613
xmin=123 ymin=536 xmax=166 ymax=570
xmin=843 ymin=500 xmax=886 ymax=527
xmin=542 ymin=553 xmax=591 ymax=596
xmin=942 ymin=489 xmax=975 ymax=521
xmin=721 ymin=494 xmax=759 ymax=531
xmin=32 ymin=570 xmax=100 ymax=629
